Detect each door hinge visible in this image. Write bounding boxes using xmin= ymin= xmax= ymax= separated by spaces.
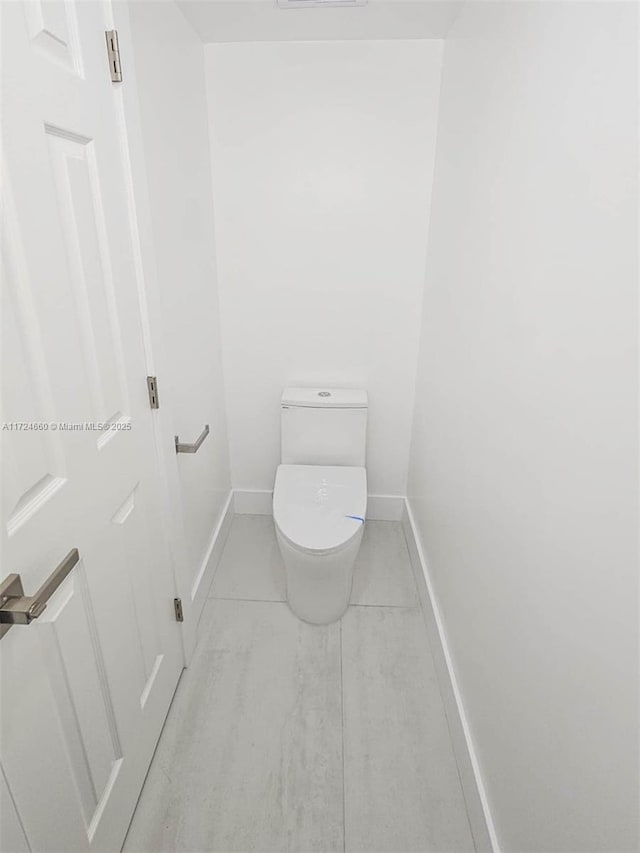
xmin=105 ymin=30 xmax=123 ymax=82
xmin=146 ymin=376 xmax=160 ymax=409
xmin=174 ymin=598 xmax=184 ymax=622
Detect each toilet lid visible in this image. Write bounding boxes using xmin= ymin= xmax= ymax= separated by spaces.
xmin=273 ymin=465 xmax=367 ymax=555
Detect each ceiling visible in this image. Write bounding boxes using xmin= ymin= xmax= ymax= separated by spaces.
xmin=176 ymin=0 xmax=464 ymax=42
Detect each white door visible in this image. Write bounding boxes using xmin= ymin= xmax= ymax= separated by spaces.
xmin=1 ymin=2 xmax=184 ymax=850
xmin=124 ymin=1 xmax=232 ymax=661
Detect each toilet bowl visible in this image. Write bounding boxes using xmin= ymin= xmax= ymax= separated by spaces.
xmin=274 ymin=464 xmax=367 ymax=624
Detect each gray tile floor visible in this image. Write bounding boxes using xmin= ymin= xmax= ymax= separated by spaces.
xmin=124 ymin=517 xmax=475 ymax=853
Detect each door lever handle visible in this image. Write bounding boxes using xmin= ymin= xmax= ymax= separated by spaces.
xmin=0 ymin=549 xmax=80 ymax=637
xmin=175 ymin=424 xmax=209 ymax=454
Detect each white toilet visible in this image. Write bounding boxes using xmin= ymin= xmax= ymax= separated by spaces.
xmin=273 ymin=387 xmax=368 ymax=624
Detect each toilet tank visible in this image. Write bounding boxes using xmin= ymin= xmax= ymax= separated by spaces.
xmin=281 ymin=387 xmax=368 ymax=467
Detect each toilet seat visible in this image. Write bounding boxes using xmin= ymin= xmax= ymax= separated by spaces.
xmin=273 ymin=464 xmax=367 ymax=556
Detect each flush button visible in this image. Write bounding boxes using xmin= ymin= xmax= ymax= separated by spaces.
xmin=318 ymin=391 xmax=331 ymax=397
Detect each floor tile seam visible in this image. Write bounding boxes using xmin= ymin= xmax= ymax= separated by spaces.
xmin=208 ymin=595 xmax=287 ymax=604
xmin=349 ymin=602 xmax=420 ymax=611
xmin=209 ymin=596 xmax=420 ymax=610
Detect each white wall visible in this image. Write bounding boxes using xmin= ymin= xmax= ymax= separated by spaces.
xmin=205 ymin=40 xmax=443 ymax=497
xmin=408 ymin=3 xmax=638 ymax=851
xmin=128 ymin=2 xmax=231 ymax=595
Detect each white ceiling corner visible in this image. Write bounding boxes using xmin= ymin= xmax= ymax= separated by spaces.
xmin=175 ymin=0 xmax=464 ymax=43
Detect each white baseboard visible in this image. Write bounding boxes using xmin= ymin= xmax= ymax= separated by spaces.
xmin=402 ymin=499 xmax=500 ymax=853
xmin=188 ymin=491 xmax=234 ymax=651
xmin=233 ymin=489 xmax=273 ymax=515
xmin=366 ymin=494 xmax=404 ymax=521
xmin=232 ymin=489 xmax=404 ymax=522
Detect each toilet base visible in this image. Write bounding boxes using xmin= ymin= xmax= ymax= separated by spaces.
xmin=276 ymin=525 xmax=364 ymax=625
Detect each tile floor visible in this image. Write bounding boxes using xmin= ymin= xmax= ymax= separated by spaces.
xmin=124 ymin=517 xmax=475 ymax=853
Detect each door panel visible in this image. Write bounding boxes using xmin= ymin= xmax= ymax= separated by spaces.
xmin=1 ymin=2 xmax=184 ymax=849
xmin=0 ymin=766 xmax=30 ymax=853
xmin=23 ymin=0 xmax=84 ymax=75
xmin=45 ymin=125 xmax=131 ymax=436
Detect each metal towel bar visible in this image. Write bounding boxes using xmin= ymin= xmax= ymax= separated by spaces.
xmin=175 ymin=424 xmax=210 ymax=454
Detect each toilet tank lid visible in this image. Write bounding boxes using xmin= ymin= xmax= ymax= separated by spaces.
xmin=282 ymin=387 xmax=368 ymax=409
